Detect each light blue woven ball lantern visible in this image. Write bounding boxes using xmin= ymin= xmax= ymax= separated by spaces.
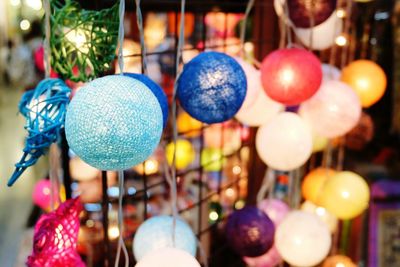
xmin=133 ymin=215 xmax=197 ymax=261
xmin=177 ymin=51 xmax=247 ymax=124
xmin=65 ymin=75 xmax=163 ymax=170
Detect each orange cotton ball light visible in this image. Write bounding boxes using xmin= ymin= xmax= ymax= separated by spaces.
xmin=260 ymin=48 xmax=322 ymax=106
xmin=322 ymin=255 xmax=357 ymax=267
xmin=302 ymin=168 xmax=336 ymax=204
xmin=341 ymin=60 xmax=387 ymax=108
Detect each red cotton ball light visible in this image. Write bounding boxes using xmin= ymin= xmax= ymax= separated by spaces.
xmin=261 ymin=48 xmax=322 ymax=106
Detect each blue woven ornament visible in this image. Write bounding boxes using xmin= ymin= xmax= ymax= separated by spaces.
xmin=124 ymin=72 xmax=168 ymax=128
xmin=65 ymin=75 xmax=163 ymax=170
xmin=133 ymin=215 xmax=197 ymax=261
xmin=8 ymin=78 xmax=71 ymax=186
xmin=177 ymin=51 xmax=247 ymax=124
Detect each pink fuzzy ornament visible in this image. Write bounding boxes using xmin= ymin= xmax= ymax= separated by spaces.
xmin=26 ymin=197 xmax=85 ymax=267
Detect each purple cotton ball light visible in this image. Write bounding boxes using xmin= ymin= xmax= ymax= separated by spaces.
xmin=225 ymin=206 xmax=275 ymax=257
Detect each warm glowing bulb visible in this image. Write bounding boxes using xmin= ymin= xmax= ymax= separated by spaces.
xmin=280 ymin=68 xmax=295 ymax=85
xmin=10 ymin=0 xmax=21 ymax=7
xmin=341 ymin=191 xmax=350 ymax=199
xmin=25 ymin=0 xmax=42 ymax=10
xmin=336 ymin=263 xmax=346 ymax=267
xmin=316 ymin=207 xmax=326 ymax=216
xmin=108 ymin=225 xmax=120 ymax=239
xmin=209 ymin=211 xmax=219 ymax=221
xmin=335 ymin=35 xmax=347 ymax=46
xmin=232 ymin=165 xmax=242 ymax=175
xmin=20 ymin=19 xmax=31 ymax=31
xmin=244 ymin=42 xmax=254 ymax=53
xmin=336 ymin=9 xmax=346 ymax=18
xmin=65 ymin=29 xmax=89 ymax=53
xmin=235 ymin=200 xmax=245 ymax=210
xmin=225 ymin=188 xmax=235 ymax=197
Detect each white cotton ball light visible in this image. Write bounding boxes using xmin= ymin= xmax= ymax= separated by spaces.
xmin=256 ymin=112 xmax=312 ymax=171
xmin=135 ymin=247 xmax=201 ymax=267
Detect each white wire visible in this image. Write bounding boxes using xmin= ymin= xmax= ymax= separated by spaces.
xmin=43 ymin=0 xmax=51 ymax=78
xmin=135 ymin=0 xmax=148 ymax=74
xmin=114 ymin=170 xmax=129 ymax=267
xmin=117 ymin=0 xmax=126 ymax=74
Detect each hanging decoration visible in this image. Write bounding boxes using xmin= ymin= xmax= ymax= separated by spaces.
xmin=133 ymin=215 xmax=197 ymax=261
xmin=225 ymin=206 xmax=275 ymax=257
xmin=322 ymin=63 xmax=341 ymax=82
xmin=287 ymin=0 xmax=337 ymax=28
xmin=201 ymin=148 xmax=225 ymax=172
xmin=301 ymin=167 xmax=336 ymax=204
xmin=318 ymin=171 xmax=370 ymax=220
xmin=135 ymin=247 xmax=201 ymax=267
xmin=275 ymin=211 xmax=331 ymax=267
xmin=177 ymin=51 xmax=247 ymax=124
xmin=341 ymin=60 xmax=387 ymax=107
xmin=65 ymin=75 xmax=163 ymax=170
xmin=260 ymin=48 xmax=322 ymax=106
xmin=32 ymin=179 xmax=60 ymax=211
xmin=256 ymin=112 xmax=313 ymax=171
xmin=322 ymin=255 xmax=357 ymax=267
xmin=50 ymin=0 xmax=119 ymax=82
xmin=177 ymin=112 xmax=203 ymax=138
xmin=26 ymin=197 xmax=84 ymax=267
xmin=233 ymin=58 xmax=261 ymax=110
xmin=299 ymin=80 xmax=362 ymax=139
xmin=165 ymin=139 xmax=196 ymax=170
xmin=8 ymin=78 xmax=71 ymax=186
xmin=124 ymin=72 xmax=169 ymax=128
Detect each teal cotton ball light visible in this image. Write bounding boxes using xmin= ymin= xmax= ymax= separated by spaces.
xmin=177 ymin=51 xmax=247 ymax=124
xmin=65 ymin=75 xmax=163 ymax=170
xmin=133 ymin=215 xmax=197 ymax=261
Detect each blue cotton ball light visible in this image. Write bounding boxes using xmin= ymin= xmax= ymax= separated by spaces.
xmin=133 ymin=215 xmax=197 ymax=261
xmin=124 ymin=72 xmax=169 ymax=128
xmin=65 ymin=75 xmax=163 ymax=170
xmin=177 ymin=51 xmax=247 ymax=124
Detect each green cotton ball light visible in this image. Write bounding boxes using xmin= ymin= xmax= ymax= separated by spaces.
xmin=201 ymin=148 xmax=225 ymax=172
xmin=65 ymin=75 xmax=163 ymax=170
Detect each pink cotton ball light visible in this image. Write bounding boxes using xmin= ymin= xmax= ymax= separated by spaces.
xmin=299 ymin=80 xmax=362 ymax=138
xmin=32 ymin=179 xmax=58 ymax=211
xmin=261 ymin=48 xmax=322 ymax=106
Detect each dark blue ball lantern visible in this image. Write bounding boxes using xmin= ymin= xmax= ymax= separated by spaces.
xmin=124 ymin=73 xmax=169 ymax=128
xmin=177 ymin=52 xmax=247 ymax=124
xmin=225 ymin=206 xmax=275 ymax=257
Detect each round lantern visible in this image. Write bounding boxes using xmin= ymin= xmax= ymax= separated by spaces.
xmin=256 ymin=112 xmax=313 ymax=171
xmin=301 ymin=200 xmax=338 ymax=233
xmin=201 ymin=148 xmax=224 ymax=172
xmin=166 ymin=139 xmax=196 ymax=170
xmin=225 ymin=206 xmax=275 ymax=257
xmin=294 ymin=11 xmax=343 ymax=50
xmin=69 ymin=156 xmax=99 ymax=181
xmin=323 ymin=255 xmax=357 ymax=267
xmin=65 ymin=75 xmax=163 ymax=170
xmin=299 ymin=80 xmax=362 ymax=138
xmin=177 ymin=112 xmax=202 ymax=138
xmin=258 ymin=198 xmax=290 ymax=225
xmin=288 ymin=0 xmax=337 ymax=28
xmin=204 ymin=123 xmax=241 ymax=154
xmin=177 ymin=52 xmax=247 ymax=124
xmin=275 ymin=211 xmax=331 ymax=267
xmin=32 ymin=179 xmax=57 ymax=211
xmin=341 ymin=60 xmax=387 ymax=107
xmin=302 ymin=167 xmax=336 ymax=204
xmin=133 ymin=215 xmax=197 ymax=261
xmin=135 ymin=247 xmax=200 ymax=267
xmin=318 ymin=171 xmax=370 ymax=220
xmin=260 ymin=48 xmax=322 ymax=106
xmin=124 ymin=72 xmax=168 ymax=128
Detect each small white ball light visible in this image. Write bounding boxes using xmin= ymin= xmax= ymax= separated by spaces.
xmin=275 ymin=211 xmax=331 ymax=267
xmin=24 ymin=0 xmax=42 ymax=10
xmin=256 ymin=112 xmax=312 ymax=171
xmin=20 ymin=19 xmax=31 ymax=31
xmin=133 ymin=216 xmax=197 ymax=261
xmin=135 ymin=247 xmax=201 ymax=267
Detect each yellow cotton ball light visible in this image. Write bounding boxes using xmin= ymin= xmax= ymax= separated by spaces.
xmin=318 ymin=171 xmax=370 ymax=220
xmin=166 ymin=139 xmax=195 ymax=170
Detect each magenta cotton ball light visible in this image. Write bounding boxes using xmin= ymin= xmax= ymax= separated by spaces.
xmin=260 ymin=48 xmax=322 ymax=106
xmin=299 ymin=80 xmax=362 ymax=138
